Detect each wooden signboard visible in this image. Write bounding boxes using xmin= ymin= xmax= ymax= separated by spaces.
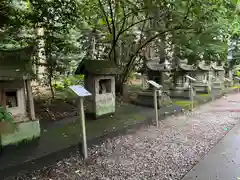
xmin=69 ymin=85 xmax=91 ymax=159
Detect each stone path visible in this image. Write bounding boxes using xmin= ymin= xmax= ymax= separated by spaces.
xmin=12 ymin=93 xmax=240 ymax=180
xmin=182 ymin=116 xmax=240 ymax=180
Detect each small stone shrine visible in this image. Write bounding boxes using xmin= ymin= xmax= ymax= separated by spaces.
xmin=75 ymin=59 xmax=119 ymax=119
xmin=210 ymin=62 xmax=225 ymax=90
xmin=225 ymin=69 xmax=234 ymax=87
xmin=170 ymin=59 xmax=196 ymax=99
xmin=223 ymin=61 xmax=233 ymax=88
xmin=136 ymin=57 xmax=173 ymax=108
xmin=0 ymin=46 xmax=40 ymax=148
xmin=193 ymin=60 xmax=211 ymax=93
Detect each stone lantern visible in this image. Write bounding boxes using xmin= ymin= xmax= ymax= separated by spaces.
xmin=211 ymin=62 xmax=225 ymax=90
xmin=170 ymin=59 xmax=196 ymax=99
xmin=0 ymin=46 xmax=40 ymax=148
xmin=75 ymin=59 xmax=119 ymax=119
xmin=193 ymin=60 xmax=211 ymax=93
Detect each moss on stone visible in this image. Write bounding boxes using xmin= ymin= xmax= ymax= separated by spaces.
xmin=75 ymin=59 xmax=119 ymax=75
xmin=0 ymin=46 xmax=34 ymax=79
xmin=1 ymin=120 xmax=41 ymax=146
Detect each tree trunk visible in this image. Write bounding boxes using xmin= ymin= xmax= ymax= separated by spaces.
xmin=49 ymin=77 xmax=54 ymax=99
xmin=159 ymin=35 xmax=166 ymax=63
xmin=116 ymin=79 xmax=124 ymax=96
xmin=48 ymin=66 xmax=55 ymax=99
xmin=0 ymin=137 xmax=2 ymax=155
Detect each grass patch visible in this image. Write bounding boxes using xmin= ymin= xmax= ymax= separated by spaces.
xmin=231 ymin=85 xmax=240 ymax=89
xmin=173 ymin=100 xmax=197 ymax=108
xmin=199 ymin=93 xmax=210 ymax=97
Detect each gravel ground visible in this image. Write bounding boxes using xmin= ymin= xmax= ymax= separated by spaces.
xmin=12 ymin=94 xmax=240 ymax=180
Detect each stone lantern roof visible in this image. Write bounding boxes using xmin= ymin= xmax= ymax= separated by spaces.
xmin=178 ymin=59 xmax=196 ymax=71
xmin=75 ymin=58 xmax=119 ymax=75
xmin=211 ymin=62 xmax=224 ymax=71
xmin=197 ymin=60 xmax=210 ymax=71
xmin=0 ymin=46 xmax=35 ymax=80
xmin=146 ymin=57 xmax=174 ymax=72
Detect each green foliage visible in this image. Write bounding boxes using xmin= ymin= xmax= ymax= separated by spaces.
xmin=235 ymin=71 xmax=240 ymax=77
xmin=0 ymin=106 xmax=17 ymax=135
xmin=53 ymin=75 xmax=84 ymax=91
xmin=1 ymin=0 xmax=240 ymax=95
xmin=230 ymin=37 xmax=240 ymax=68
xmin=78 ymin=0 xmax=240 ymax=88
xmin=0 ymin=106 xmax=13 ymax=122
xmin=52 ymin=82 xmax=65 ymax=91
xmin=0 ymin=1 xmax=10 ymax=27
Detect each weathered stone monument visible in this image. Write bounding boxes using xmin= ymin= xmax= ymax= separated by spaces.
xmin=224 ymin=68 xmax=234 ymax=88
xmin=0 ymin=46 xmax=41 ymax=148
xmin=193 ymin=60 xmax=211 ymax=93
xmin=75 ymin=59 xmax=119 ymax=119
xmin=210 ymin=62 xmax=225 ymax=90
xmin=224 ymin=71 xmax=233 ymax=88
xmin=135 ymin=57 xmax=173 ymax=108
xmin=170 ymin=59 xmax=196 ymax=99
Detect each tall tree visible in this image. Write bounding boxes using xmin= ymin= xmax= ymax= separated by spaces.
xmin=79 ymin=0 xmax=238 ymax=94
xmin=27 ymin=0 xmax=80 ymax=98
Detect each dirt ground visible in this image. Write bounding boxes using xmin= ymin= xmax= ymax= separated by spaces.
xmin=33 ymin=80 xmax=142 ymax=121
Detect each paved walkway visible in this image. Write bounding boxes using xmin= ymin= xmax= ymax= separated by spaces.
xmin=13 ymin=93 xmax=240 ymax=180
xmin=182 ymin=116 xmax=240 ymax=180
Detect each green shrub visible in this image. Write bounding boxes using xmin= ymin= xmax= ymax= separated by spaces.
xmin=0 ymin=105 xmax=16 ymax=135
xmin=53 ymin=75 xmax=84 ymax=91
xmin=0 ymin=106 xmax=13 ymax=122
xmin=236 ymin=71 xmax=240 ymax=77
xmin=53 ymin=82 xmax=65 ymax=91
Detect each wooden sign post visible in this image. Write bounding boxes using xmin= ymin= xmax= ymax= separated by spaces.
xmin=185 ymin=75 xmax=196 ymax=111
xmin=147 ymin=80 xmax=162 ymax=127
xmin=69 ymin=85 xmax=91 ymax=159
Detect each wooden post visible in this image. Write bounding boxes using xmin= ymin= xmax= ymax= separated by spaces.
xmin=80 ymin=97 xmax=88 ymax=159
xmin=210 ymin=75 xmax=215 ymax=100
xmin=238 ymin=80 xmax=240 ymax=93
xmin=190 ymin=84 xmax=194 ymax=110
xmin=153 ymin=89 xmax=159 ymax=127
xmin=25 ymin=80 xmax=35 ymax=120
xmin=141 ymin=74 xmax=145 ymax=90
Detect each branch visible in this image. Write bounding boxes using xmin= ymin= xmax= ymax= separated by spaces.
xmin=108 ymin=16 xmax=152 ymax=62
xmin=115 ymin=17 xmax=153 ymax=43
xmin=139 ymin=15 xmax=148 ymax=45
xmin=115 ymin=10 xmax=168 ymax=44
xmin=117 ymin=7 xmax=148 ymax=24
xmin=97 ymin=0 xmax=112 ymax=34
xmin=135 ymin=24 xmax=196 ymax=56
xmin=108 ymin=0 xmax=115 ymax=31
xmin=118 ymin=4 xmax=126 ymax=39
xmin=108 ymin=3 xmax=126 ymax=61
xmin=121 ymin=25 xmax=195 ymax=83
xmin=183 ymin=0 xmax=193 ymax=21
xmin=135 ymin=29 xmax=176 ymax=56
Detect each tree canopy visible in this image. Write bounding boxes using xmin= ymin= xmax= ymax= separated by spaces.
xmin=1 ymin=0 xmax=240 ymax=94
